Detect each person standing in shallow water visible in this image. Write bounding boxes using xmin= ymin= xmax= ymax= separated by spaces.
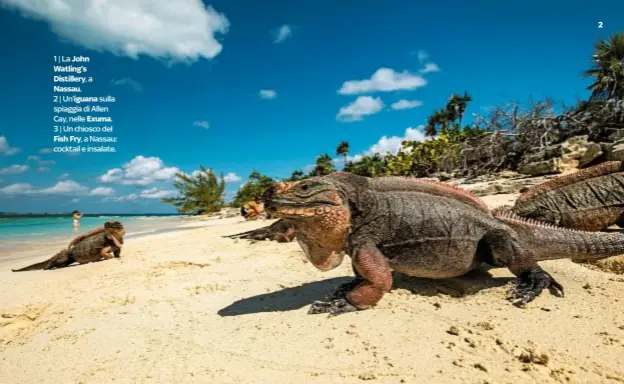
xmin=72 ymin=210 xmax=83 ymax=229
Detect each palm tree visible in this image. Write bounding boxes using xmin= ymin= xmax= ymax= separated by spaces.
xmin=425 ymin=109 xmax=450 ymax=136
xmin=287 ymin=169 xmax=305 ymax=181
xmin=446 ymin=91 xmax=472 ymax=129
xmin=348 ymin=154 xmax=387 ymax=177
xmin=425 ymin=114 xmax=437 ymax=137
xmin=455 ymin=91 xmax=472 ymax=128
xmin=583 ymin=32 xmax=624 ymax=101
xmin=310 ymin=153 xmax=335 ymax=176
xmin=336 ymin=141 xmax=350 ymax=169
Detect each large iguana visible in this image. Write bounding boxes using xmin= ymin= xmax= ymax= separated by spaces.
xmin=225 ymin=177 xmax=489 ymax=243
xmin=504 ymin=161 xmax=624 ymax=231
xmin=12 ymin=221 xmax=125 ymax=272
xmin=260 ymin=172 xmax=624 ymax=316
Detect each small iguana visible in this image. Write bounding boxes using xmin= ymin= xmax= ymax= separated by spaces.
xmin=224 ymin=218 xmax=297 ymax=243
xmin=261 ymin=173 xmax=624 ymax=315
xmin=12 ymin=221 xmax=125 ymax=272
xmin=504 ymin=161 xmax=624 ymax=231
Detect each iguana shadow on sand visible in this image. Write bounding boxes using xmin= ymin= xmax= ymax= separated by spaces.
xmin=218 ymin=269 xmax=513 ymax=317
xmin=12 ymin=221 xmax=126 ymax=272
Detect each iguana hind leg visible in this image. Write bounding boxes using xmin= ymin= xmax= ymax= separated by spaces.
xmin=509 ymin=268 xmax=564 ymax=307
xmin=482 ymin=229 xmax=564 ymax=307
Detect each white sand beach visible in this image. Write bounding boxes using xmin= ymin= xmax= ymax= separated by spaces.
xmin=1 ymin=192 xmax=623 ymax=384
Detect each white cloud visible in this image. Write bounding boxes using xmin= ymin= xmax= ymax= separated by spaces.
xmin=39 ymin=160 xmax=56 ymax=165
xmin=1 ymin=0 xmax=229 ymax=63
xmin=109 ymin=193 xmax=138 ymax=202
xmin=193 ymin=120 xmax=210 ymax=129
xmin=39 ymin=148 xmax=53 ymax=154
xmin=90 ymin=186 xmax=116 ymax=196
xmin=109 ymin=187 xmax=175 ymax=201
xmin=259 ymin=89 xmax=277 ymax=99
xmin=111 ymin=77 xmax=142 ymax=91
xmin=416 ymin=50 xmax=429 ymax=63
xmin=338 ymin=68 xmax=427 ymax=95
xmin=365 ymin=126 xmax=426 ymax=157
xmin=0 ymin=183 xmax=35 ymax=195
xmin=0 ymin=136 xmax=20 ymax=156
xmin=336 ymin=96 xmax=384 ymax=122
xmin=99 ymin=168 xmax=123 ymax=183
xmin=412 ymin=50 xmax=441 ymax=74
xmin=0 ymin=164 xmax=28 ymax=175
xmin=37 ymin=180 xmax=89 ymax=195
xmin=223 ymin=172 xmax=241 ymax=182
xmin=98 ymin=155 xmax=180 ymax=186
xmin=419 ymin=63 xmax=440 ymax=74
xmin=37 ymin=167 xmax=51 ymax=173
xmin=0 ymin=180 xmax=91 ymax=196
xmin=27 ymin=155 xmax=40 ymax=161
xmin=71 ymin=198 xmax=80 ymax=203
xmin=58 ymin=173 xmax=70 ymax=180
xmin=139 ymin=187 xmax=176 ymax=199
xmin=391 ymin=99 xmax=423 ymax=110
xmin=273 ymin=24 xmax=292 ymax=43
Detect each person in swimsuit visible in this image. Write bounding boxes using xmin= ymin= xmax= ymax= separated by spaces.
xmin=72 ymin=210 xmax=83 ymax=228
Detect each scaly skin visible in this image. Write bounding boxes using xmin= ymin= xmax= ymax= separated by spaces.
xmin=262 ymin=172 xmax=624 ymax=316
xmin=12 ymin=221 xmax=125 ymax=272
xmin=511 ymin=161 xmax=624 ymax=231
xmin=224 ymin=219 xmax=297 ymax=243
xmin=233 ymin=177 xmax=490 ymax=243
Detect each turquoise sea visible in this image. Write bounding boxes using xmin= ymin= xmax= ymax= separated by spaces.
xmin=0 ymin=214 xmax=185 ymax=260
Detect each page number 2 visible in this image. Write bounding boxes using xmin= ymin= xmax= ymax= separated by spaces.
xmin=598 ymin=21 xmax=603 ymax=28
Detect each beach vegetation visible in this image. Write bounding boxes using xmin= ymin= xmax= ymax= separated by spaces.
xmin=161 ymin=165 xmax=225 ymax=214
xmin=232 ymin=170 xmax=274 ymax=207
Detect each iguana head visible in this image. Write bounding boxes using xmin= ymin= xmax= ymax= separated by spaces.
xmin=104 ymin=221 xmax=125 ymax=248
xmin=263 ymin=175 xmax=352 ymax=271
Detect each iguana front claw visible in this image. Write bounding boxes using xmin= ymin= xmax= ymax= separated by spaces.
xmin=324 ymin=278 xmax=364 ymax=301
xmin=308 ymin=298 xmax=358 ymax=316
xmin=508 ymin=268 xmax=564 ymax=307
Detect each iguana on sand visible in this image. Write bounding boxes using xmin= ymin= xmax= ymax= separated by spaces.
xmin=505 ymin=161 xmax=624 ymax=231
xmin=224 ymin=218 xmax=296 ymax=243
xmin=12 ymin=221 xmax=125 ymax=272
xmin=225 ymin=177 xmax=490 ymax=243
xmin=261 ymin=172 xmax=624 ymax=316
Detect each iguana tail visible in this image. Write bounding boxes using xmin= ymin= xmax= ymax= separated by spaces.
xmin=11 ymin=249 xmax=69 ymax=272
xmin=494 ymin=209 xmax=624 ymax=261
xmin=11 ymin=260 xmax=50 ymax=272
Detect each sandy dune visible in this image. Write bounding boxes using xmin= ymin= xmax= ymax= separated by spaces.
xmin=1 ymin=193 xmax=623 ymax=383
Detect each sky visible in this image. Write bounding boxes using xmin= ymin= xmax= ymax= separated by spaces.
xmin=0 ymin=0 xmax=622 ymax=213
